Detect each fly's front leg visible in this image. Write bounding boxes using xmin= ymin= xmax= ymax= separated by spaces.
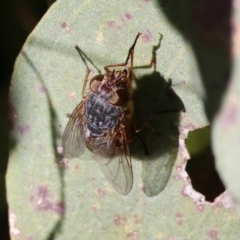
xmin=124 ymin=32 xmax=141 ymax=66
xmin=125 ymin=32 xmax=141 ymax=82
xmin=75 ymin=45 xmax=91 ymax=97
xmin=104 ymin=33 xmax=142 ymax=79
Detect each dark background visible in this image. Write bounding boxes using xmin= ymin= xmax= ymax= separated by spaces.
xmin=1 ymin=1 xmax=48 ymax=239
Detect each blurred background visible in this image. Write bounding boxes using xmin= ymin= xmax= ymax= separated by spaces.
xmin=1 ymin=1 xmax=48 ymax=239
xmin=0 ymin=1 xmax=226 ymax=239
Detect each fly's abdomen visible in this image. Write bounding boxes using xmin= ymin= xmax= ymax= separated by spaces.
xmin=85 ymin=93 xmax=121 ymax=137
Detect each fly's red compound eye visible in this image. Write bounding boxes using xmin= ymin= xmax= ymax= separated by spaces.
xmin=109 ymin=88 xmax=130 ymax=106
xmin=90 ymin=75 xmax=104 ymax=92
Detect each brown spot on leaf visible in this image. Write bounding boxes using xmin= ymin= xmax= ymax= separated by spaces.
xmin=91 ymin=205 xmax=98 ymax=213
xmin=30 ymin=186 xmax=65 ymax=216
xmin=107 ymin=21 xmax=116 ymax=28
xmin=208 ymin=229 xmax=218 ymax=239
xmin=134 ymin=215 xmax=141 ymax=224
xmin=61 ymin=22 xmax=67 ymax=28
xmin=68 ymin=92 xmax=76 ymax=100
xmin=173 ymin=173 xmax=181 ymax=180
xmin=167 ymin=237 xmax=176 ymax=240
xmin=74 ymin=164 xmax=79 ymax=170
xmin=141 ymin=30 xmax=152 ymax=43
xmin=97 ymin=188 xmax=106 ymax=196
xmin=114 ymin=215 xmax=127 ymax=226
xmin=17 ymin=124 xmax=31 ymax=135
xmin=196 ymin=204 xmax=205 ymax=212
xmin=175 ymin=213 xmax=184 ymax=226
xmin=39 ymin=86 xmax=47 ymax=94
xmin=127 ymin=231 xmax=139 ymax=239
xmin=124 ymin=12 xmax=132 ymax=20
xmin=61 ymin=22 xmax=72 ymax=33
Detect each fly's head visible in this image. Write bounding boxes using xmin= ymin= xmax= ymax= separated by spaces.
xmin=89 ymin=68 xmax=130 ymax=107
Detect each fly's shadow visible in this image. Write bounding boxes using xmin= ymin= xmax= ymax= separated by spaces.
xmin=130 ymin=70 xmax=185 ymax=197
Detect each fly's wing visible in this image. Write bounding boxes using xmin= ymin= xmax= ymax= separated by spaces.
xmin=62 ymin=102 xmax=86 ymax=158
xmin=95 ymin=129 xmax=133 ymax=195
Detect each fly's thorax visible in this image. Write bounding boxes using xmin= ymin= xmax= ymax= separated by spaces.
xmin=84 ymin=93 xmax=122 ymax=137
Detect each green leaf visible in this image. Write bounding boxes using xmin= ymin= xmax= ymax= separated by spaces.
xmin=7 ymin=0 xmax=240 ymax=239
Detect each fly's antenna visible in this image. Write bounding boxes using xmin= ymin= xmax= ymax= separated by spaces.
xmin=75 ymin=45 xmax=90 ymax=72
xmin=75 ymin=45 xmax=91 ymax=96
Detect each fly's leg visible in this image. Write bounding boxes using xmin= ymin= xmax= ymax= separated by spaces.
xmin=104 ymin=32 xmax=142 ymax=82
xmin=124 ymin=32 xmax=141 ymax=69
xmin=75 ymin=45 xmax=91 ymax=97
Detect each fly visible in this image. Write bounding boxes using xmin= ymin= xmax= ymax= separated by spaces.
xmin=62 ymin=33 xmax=141 ymax=195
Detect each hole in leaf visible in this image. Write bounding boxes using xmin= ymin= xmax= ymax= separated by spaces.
xmin=185 ymin=126 xmax=225 ymax=202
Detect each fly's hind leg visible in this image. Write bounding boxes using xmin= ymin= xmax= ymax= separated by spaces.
xmin=75 ymin=45 xmax=91 ymax=97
